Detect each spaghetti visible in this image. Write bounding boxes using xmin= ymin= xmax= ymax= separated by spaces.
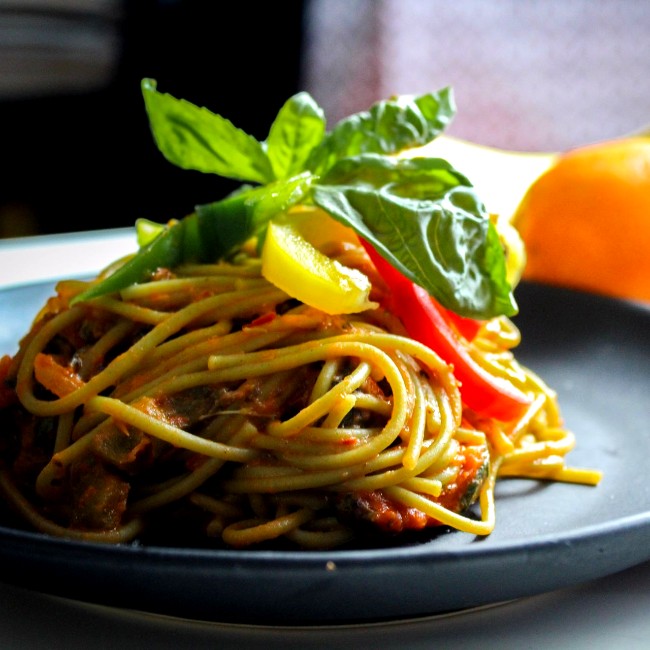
xmin=0 ymin=243 xmax=601 ymax=549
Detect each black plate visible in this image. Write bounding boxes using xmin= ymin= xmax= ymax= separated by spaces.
xmin=0 ymin=280 xmax=649 ymax=626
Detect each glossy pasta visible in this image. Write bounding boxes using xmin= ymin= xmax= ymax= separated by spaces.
xmin=0 ymin=243 xmax=601 ymax=550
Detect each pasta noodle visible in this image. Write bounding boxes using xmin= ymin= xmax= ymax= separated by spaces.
xmin=0 ymin=245 xmax=601 ymax=550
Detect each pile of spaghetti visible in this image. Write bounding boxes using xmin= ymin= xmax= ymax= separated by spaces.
xmin=0 ymin=82 xmax=601 ymax=549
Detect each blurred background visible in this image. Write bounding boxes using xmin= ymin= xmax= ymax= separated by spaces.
xmin=1 ymin=0 xmax=649 ymax=239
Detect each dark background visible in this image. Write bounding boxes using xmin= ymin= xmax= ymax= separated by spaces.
xmin=0 ymin=1 xmax=306 ymax=237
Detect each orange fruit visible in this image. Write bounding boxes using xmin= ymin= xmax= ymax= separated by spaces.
xmin=513 ymin=137 xmax=650 ymax=303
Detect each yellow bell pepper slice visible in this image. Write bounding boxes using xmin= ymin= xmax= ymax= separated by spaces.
xmin=284 ymin=205 xmax=360 ymax=249
xmin=261 ymin=216 xmax=377 ymax=315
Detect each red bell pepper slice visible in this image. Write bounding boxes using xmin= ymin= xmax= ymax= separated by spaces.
xmin=441 ymin=309 xmax=483 ymax=342
xmin=361 ymin=241 xmax=532 ymax=422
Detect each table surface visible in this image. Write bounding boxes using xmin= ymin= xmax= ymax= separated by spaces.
xmin=1 ymin=561 xmax=650 ymax=649
xmin=1 ymin=229 xmax=649 ymax=649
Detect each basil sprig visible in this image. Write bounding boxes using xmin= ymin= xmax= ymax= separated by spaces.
xmin=314 ymin=155 xmax=514 ymax=318
xmin=74 ymin=78 xmax=516 ymax=319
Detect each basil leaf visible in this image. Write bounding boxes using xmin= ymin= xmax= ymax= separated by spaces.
xmin=306 ymin=88 xmax=455 ymax=176
xmin=195 ymin=171 xmax=315 ymax=259
xmin=266 ymin=92 xmax=326 ymax=180
xmin=142 ymin=78 xmax=274 ymax=184
xmin=312 ymin=155 xmax=516 ymax=319
xmin=72 ymin=173 xmax=313 ymax=305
